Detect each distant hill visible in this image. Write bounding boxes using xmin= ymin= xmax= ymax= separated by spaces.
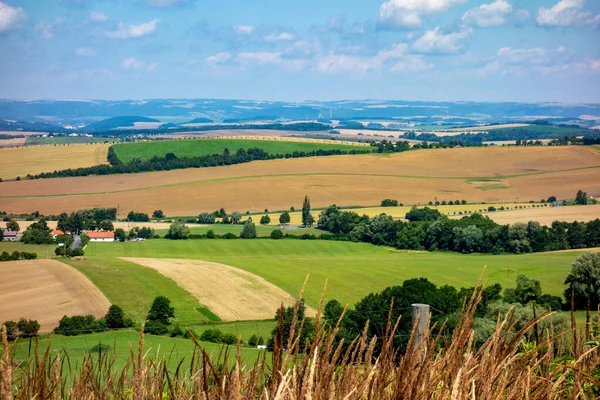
xmin=81 ymin=116 xmax=161 ymax=132
xmin=186 ymin=117 xmax=213 ymax=124
xmin=0 ymin=119 xmax=67 ymax=133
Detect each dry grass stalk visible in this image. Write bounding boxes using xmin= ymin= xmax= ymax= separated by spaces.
xmin=1 ymin=283 xmax=599 ymax=399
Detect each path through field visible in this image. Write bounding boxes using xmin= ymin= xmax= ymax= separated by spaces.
xmin=0 ymin=259 xmax=111 ymax=332
xmin=123 ymin=257 xmax=316 ymax=321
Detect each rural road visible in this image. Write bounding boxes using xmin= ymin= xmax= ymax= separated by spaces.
xmin=72 ymin=235 xmax=82 ymax=249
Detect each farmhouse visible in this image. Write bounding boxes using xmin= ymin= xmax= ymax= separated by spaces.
xmin=87 ymin=231 xmax=115 ymax=242
xmin=50 ymin=229 xmax=65 ymax=239
xmin=1 ymin=229 xmax=20 ymax=241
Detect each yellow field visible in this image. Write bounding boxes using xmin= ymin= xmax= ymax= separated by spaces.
xmin=0 ymin=259 xmax=111 ymax=332
xmin=473 ymin=205 xmax=600 ymax=225
xmin=266 ymin=203 xmax=548 ymax=225
xmin=0 ymin=143 xmax=110 ymax=180
xmin=0 ymin=146 xmax=599 ymax=216
xmin=123 ymin=258 xmax=316 ymax=321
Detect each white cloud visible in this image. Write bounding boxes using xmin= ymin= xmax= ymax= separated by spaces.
xmin=235 ymin=52 xmax=307 ymax=71
xmin=75 ymin=46 xmax=96 ymax=57
xmin=35 ymin=17 xmax=65 ymax=39
xmin=0 ymin=1 xmax=26 ymax=32
xmin=233 ymin=25 xmax=254 ymax=35
xmin=412 ymin=28 xmax=471 ymax=53
xmin=537 ymin=0 xmax=597 ymax=26
xmin=590 ymin=60 xmax=600 ymax=71
xmin=89 ymin=11 xmax=108 ymax=22
xmin=263 ymin=32 xmax=296 ymax=42
xmin=462 ymin=0 xmax=513 ymax=27
xmin=121 ymin=57 xmax=158 ymax=72
xmin=379 ymin=0 xmax=466 ymax=28
xmin=496 ymin=47 xmax=547 ymax=65
xmin=107 ymin=19 xmax=159 ymax=39
xmin=206 ymin=52 xmax=232 ymax=65
xmin=317 ymin=44 xmax=431 ymax=74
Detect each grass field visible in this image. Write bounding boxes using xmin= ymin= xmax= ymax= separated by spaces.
xmin=113 ymin=138 xmax=370 ymax=162
xmin=9 ymin=330 xmax=265 ymax=378
xmin=25 ymin=136 xmax=117 ymax=146
xmin=2 ymin=146 xmax=599 ymax=216
xmin=0 ymin=143 xmax=110 ymax=180
xmin=2 ymin=240 xmax=591 ymax=320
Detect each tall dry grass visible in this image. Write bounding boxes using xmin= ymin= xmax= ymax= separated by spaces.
xmin=1 ymin=283 xmax=599 ymax=399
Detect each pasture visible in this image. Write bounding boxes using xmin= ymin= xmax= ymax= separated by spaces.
xmin=1 ymin=146 xmax=599 ymax=216
xmin=0 ymin=143 xmax=110 ymax=180
xmin=113 ymin=137 xmax=370 ymax=162
xmin=124 ymin=258 xmax=315 ymax=321
xmin=0 ymin=259 xmax=110 ymax=332
xmin=1 ymin=240 xmax=587 ymax=320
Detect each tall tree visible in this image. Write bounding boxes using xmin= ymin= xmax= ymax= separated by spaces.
xmin=564 ymin=252 xmax=600 ymax=310
xmin=146 ymin=296 xmax=175 ymax=325
xmin=6 ymin=219 xmax=20 ymax=232
xmin=575 ymin=190 xmax=588 ymax=205
xmin=301 ymin=195 xmax=314 ymax=227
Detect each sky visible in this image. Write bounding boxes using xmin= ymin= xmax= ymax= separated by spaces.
xmin=0 ymin=0 xmax=599 ymax=102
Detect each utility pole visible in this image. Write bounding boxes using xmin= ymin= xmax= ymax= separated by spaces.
xmin=411 ymin=303 xmax=430 ymax=351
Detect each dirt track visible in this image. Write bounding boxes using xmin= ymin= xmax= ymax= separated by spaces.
xmin=0 ymin=259 xmax=111 ymax=332
xmin=123 ymin=257 xmax=316 ymax=321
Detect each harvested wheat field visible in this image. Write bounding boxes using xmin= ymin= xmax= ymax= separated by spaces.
xmin=0 ymin=259 xmax=111 ymax=332
xmin=0 ymin=143 xmax=110 ymax=180
xmin=1 ymin=146 xmax=599 ymax=215
xmin=479 ymin=205 xmax=600 ymax=225
xmin=123 ymin=257 xmax=315 ymax=321
xmin=0 ymin=138 xmax=26 ymax=148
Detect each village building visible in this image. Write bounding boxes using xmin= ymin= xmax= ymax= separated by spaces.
xmin=86 ymin=231 xmax=115 ymax=242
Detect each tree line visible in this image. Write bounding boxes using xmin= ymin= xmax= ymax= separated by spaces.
xmin=26 ymin=146 xmax=372 ymax=180
xmin=316 ymin=205 xmax=600 ymax=255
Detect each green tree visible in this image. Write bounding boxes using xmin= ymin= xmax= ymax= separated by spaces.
xmin=240 ymin=220 xmax=257 ymax=239
xmin=270 ymin=229 xmax=283 ymax=239
xmin=301 ymin=195 xmax=314 ymax=227
xmin=98 ymin=220 xmax=114 ymax=231
xmin=198 ymin=212 xmax=216 ymax=224
xmin=105 ymin=305 xmax=125 ymax=329
xmin=114 ymin=228 xmax=126 ymax=242
xmin=230 ymin=211 xmax=242 ymax=224
xmin=3 ymin=321 xmax=18 ymax=341
xmin=564 ymin=252 xmax=600 ymax=310
xmin=146 ymin=296 xmax=174 ymax=325
xmin=166 ymin=221 xmax=190 ymax=240
xmin=17 ymin=318 xmax=40 ymax=338
xmin=152 ymin=210 xmax=165 ymax=218
xmin=6 ymin=218 xmax=20 ymax=232
xmin=279 ymin=211 xmax=291 ymax=225
xmin=21 ymin=219 xmax=53 ymax=244
xmin=0 ymin=230 xmax=3 ymax=242
xmin=575 ymin=190 xmax=588 ymax=205
xmin=260 ymin=215 xmax=271 ymax=225
xmin=506 ymin=274 xmax=542 ymax=304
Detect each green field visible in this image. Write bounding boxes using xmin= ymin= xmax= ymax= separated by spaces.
xmin=112 ymin=138 xmax=370 ymax=162
xmin=25 ymin=136 xmax=117 ymax=145
xmin=9 ymin=330 xmax=265 ymax=378
xmin=2 ymin=240 xmax=591 ymax=326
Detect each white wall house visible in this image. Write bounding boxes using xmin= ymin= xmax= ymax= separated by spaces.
xmin=86 ymin=232 xmax=115 ymax=242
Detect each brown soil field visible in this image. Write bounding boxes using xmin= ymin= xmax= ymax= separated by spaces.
xmin=1 ymin=146 xmax=599 ymax=216
xmin=469 ymin=205 xmax=600 ymax=225
xmin=0 ymin=143 xmax=110 ymax=180
xmin=0 ymin=259 xmax=111 ymax=332
xmin=0 ymin=138 xmax=27 ymax=148
xmin=123 ymin=258 xmax=316 ymax=321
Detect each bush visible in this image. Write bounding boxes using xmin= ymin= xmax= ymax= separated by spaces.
xmin=221 ymin=333 xmax=237 ymax=345
xmin=171 ymin=325 xmax=184 ymax=337
xmin=222 ymin=233 xmax=237 ymax=239
xmin=248 ymin=334 xmax=258 ymax=346
xmin=145 ymin=320 xmax=169 ymax=336
xmin=206 ymin=229 xmax=215 ymax=239
xmin=152 ymin=210 xmax=165 ymax=218
xmin=488 ymin=206 xmax=497 ymax=212
xmin=90 ymin=343 xmax=111 ymax=353
xmin=70 ymin=248 xmax=84 ymax=257
xmin=200 ymin=328 xmax=223 ymax=343
xmin=198 ymin=212 xmax=216 ymax=224
xmin=55 ymin=315 xmax=104 ymax=336
xmin=270 ymin=229 xmax=284 ymax=239
xmin=240 ymin=220 xmax=257 ymax=239
xmin=380 ymin=199 xmax=399 ymax=207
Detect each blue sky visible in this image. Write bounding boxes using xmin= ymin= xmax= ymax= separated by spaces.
xmin=0 ymin=0 xmax=598 ymax=102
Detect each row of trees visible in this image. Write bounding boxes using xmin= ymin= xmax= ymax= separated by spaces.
xmin=56 ymin=208 xmax=117 ymax=233
xmin=0 ymin=251 xmax=37 ymax=261
xmin=30 ymin=146 xmax=371 ymax=180
xmin=2 ymin=319 xmax=40 ymax=341
xmin=55 ymin=305 xmax=134 ymax=336
xmin=316 ymin=205 xmax=600 ymax=254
